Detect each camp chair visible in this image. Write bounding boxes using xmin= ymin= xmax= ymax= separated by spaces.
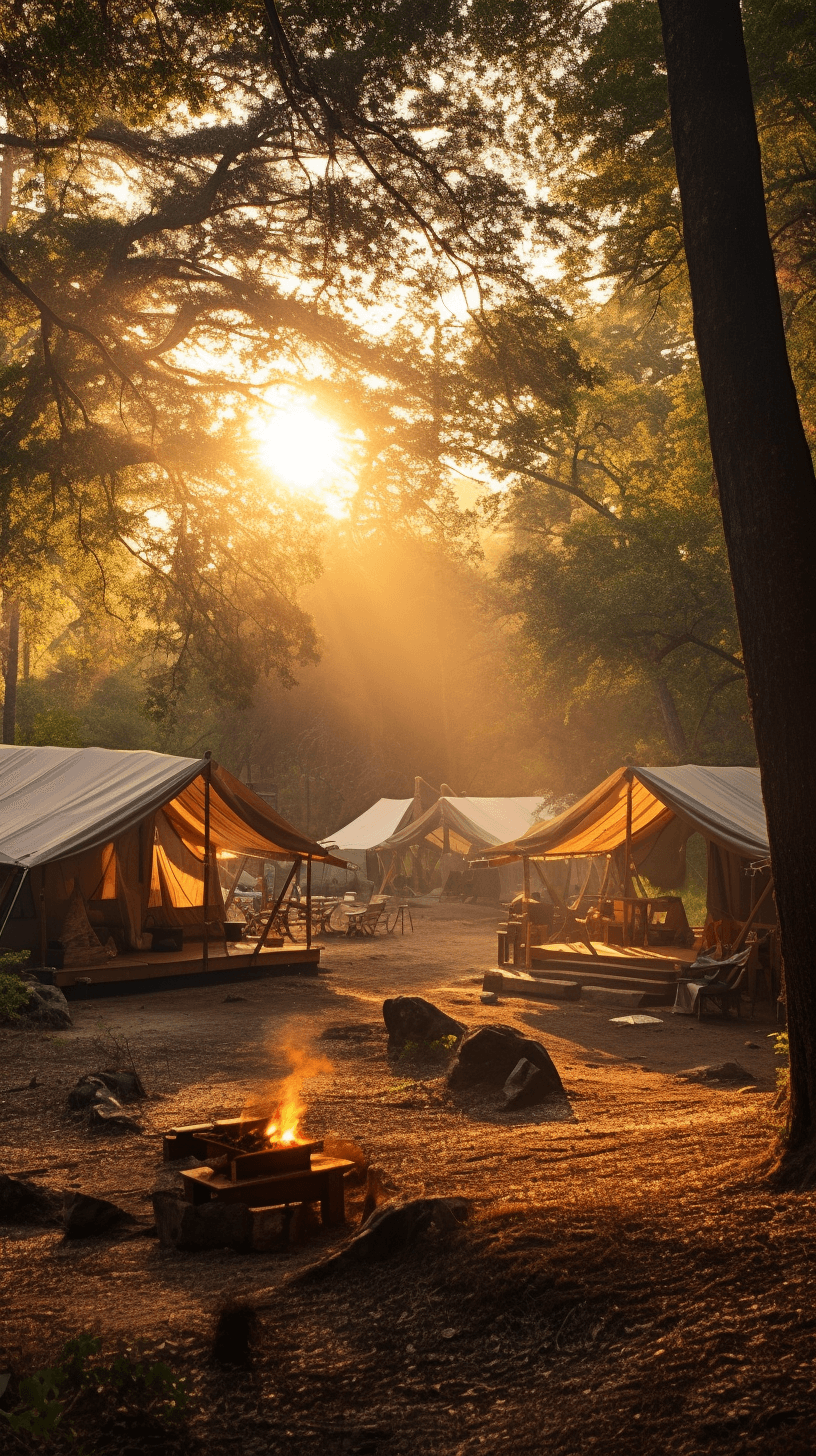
xmin=346 ymin=899 xmax=386 ymax=937
xmin=685 ymin=947 xmax=752 ymax=1020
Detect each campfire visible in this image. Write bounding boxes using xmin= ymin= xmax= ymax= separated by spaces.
xmin=163 ymin=1071 xmax=354 ymax=1229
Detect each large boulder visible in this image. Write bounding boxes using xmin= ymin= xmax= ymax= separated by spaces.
xmin=448 ymin=1024 xmax=564 ymax=1095
xmin=16 ymin=977 xmax=73 ymax=1030
xmin=0 ymin=1174 xmax=61 ymax=1225
xmin=382 ymin=996 xmax=465 ymax=1053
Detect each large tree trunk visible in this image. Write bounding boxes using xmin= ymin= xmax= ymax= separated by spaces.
xmin=657 ymin=0 xmax=816 ymax=1165
xmin=654 ymin=678 xmax=688 ymax=762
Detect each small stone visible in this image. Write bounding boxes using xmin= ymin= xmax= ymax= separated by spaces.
xmin=480 ymin=992 xmax=499 ymax=1005
xmin=62 ymin=1192 xmax=133 ymax=1239
xmin=223 ymin=995 xmax=248 ymax=1003
xmin=745 ymin=1042 xmax=760 ymax=1049
xmin=677 ymin=1062 xmax=754 ymax=1083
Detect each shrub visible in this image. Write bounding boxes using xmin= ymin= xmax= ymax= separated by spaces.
xmin=0 ymin=972 xmax=31 ymax=1022
xmin=2 ymin=1332 xmax=188 ymax=1438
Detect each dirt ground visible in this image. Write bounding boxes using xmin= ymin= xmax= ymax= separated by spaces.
xmin=2 ymin=902 xmax=814 ymax=1456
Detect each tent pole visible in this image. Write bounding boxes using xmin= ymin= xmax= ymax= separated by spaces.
xmin=251 ymin=856 xmax=301 ymax=962
xmin=623 ymin=770 xmax=634 ymax=946
xmin=523 ymin=856 xmax=532 ymax=968
xmin=306 ymin=855 xmax=312 ymax=950
xmin=0 ymin=867 xmax=26 ymax=944
xmin=203 ymin=750 xmax=211 ymax=975
xmin=223 ymin=855 xmax=248 ymax=915
xmin=38 ymin=868 xmax=47 ymax=968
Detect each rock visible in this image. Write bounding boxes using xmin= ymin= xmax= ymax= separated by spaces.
xmin=502 ymin=1057 xmax=559 ymax=1110
xmin=303 ymin=1196 xmax=471 ymax=1275
xmin=151 ymin=1190 xmax=253 ymax=1251
xmin=16 ymin=977 xmax=73 ymax=1030
xmin=88 ymin=1098 xmax=142 ymax=1132
xmin=0 ymin=1174 xmax=61 ymax=1225
xmin=62 ymin=1192 xmax=133 ymax=1239
xmin=382 ymin=996 xmax=465 ymax=1053
xmin=677 ymin=1062 xmax=755 ymax=1083
xmin=68 ymin=1075 xmax=109 ymax=1110
xmin=69 ymin=1070 xmax=145 ymax=1113
xmin=448 ymin=1024 xmax=564 ymax=1095
xmin=223 ymin=995 xmax=248 ymax=1003
xmin=212 ymin=1301 xmax=257 ymax=1367
xmin=480 ymin=991 xmax=500 ymax=1005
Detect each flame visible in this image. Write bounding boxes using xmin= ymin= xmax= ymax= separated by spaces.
xmin=247 ymin=1040 xmax=332 ymax=1147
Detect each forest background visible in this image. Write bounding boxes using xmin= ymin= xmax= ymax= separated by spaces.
xmin=0 ymin=0 xmax=810 ymax=838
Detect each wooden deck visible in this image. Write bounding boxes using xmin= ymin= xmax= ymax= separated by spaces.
xmin=491 ymin=936 xmax=700 ymax=1008
xmin=54 ymin=940 xmax=321 ymax=999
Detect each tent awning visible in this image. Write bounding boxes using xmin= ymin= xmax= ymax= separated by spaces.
xmin=0 ymin=746 xmax=345 ymax=867
xmin=487 ymin=765 xmax=768 ymax=864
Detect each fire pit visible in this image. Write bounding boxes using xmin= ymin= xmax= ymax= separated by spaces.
xmin=163 ymin=1116 xmax=354 ymax=1226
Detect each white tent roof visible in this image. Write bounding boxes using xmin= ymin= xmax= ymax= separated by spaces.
xmin=0 ymin=745 xmax=342 ymax=867
xmin=0 ymin=746 xmax=204 ymax=866
xmin=321 ymin=798 xmax=413 ymax=852
xmin=449 ymin=797 xmax=545 ymax=844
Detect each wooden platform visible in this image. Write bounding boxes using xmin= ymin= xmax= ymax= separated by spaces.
xmin=54 ymin=940 xmax=321 ymax=999
xmin=492 ymin=938 xmax=698 ymax=1007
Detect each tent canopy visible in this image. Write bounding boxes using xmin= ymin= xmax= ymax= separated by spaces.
xmin=321 ymin=798 xmax=413 ymax=853
xmin=488 ymin=765 xmax=768 ymax=864
xmin=377 ymin=795 xmax=544 ymax=856
xmin=0 ymin=746 xmax=343 ymax=868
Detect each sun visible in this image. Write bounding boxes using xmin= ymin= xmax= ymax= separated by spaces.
xmin=254 ymin=405 xmax=354 ymax=517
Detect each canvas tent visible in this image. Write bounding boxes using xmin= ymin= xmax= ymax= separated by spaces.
xmin=488 ymin=764 xmax=772 ymax=927
xmin=374 ymin=791 xmax=544 ymax=898
xmin=320 ymin=798 xmax=414 ymax=879
xmin=0 ymin=745 xmax=342 ymax=965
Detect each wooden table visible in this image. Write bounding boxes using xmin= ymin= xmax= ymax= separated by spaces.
xmin=180 ymin=1153 xmax=354 ymax=1225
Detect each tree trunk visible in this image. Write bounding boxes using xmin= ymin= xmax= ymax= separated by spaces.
xmin=3 ymin=600 xmax=19 ymax=744
xmin=654 ymin=678 xmax=688 ymax=762
xmin=657 ymin=0 xmax=816 ymax=1164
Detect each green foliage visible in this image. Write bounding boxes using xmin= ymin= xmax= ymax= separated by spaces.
xmin=398 ymin=1033 xmax=459 ymax=1062
xmin=771 ymin=1030 xmax=790 ymax=1094
xmin=0 ymin=974 xmax=31 ymax=1022
xmin=0 ymin=953 xmax=33 ymax=1021
xmin=2 ymin=1332 xmax=188 ymax=1440
xmin=18 ymin=708 xmax=83 ymax=747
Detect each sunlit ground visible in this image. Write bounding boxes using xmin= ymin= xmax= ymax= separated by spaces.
xmin=254 ymin=405 xmax=356 ymax=518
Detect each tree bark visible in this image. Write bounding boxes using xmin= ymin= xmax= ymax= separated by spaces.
xmin=657 ymin=0 xmax=816 ymax=1162
xmin=655 ymin=678 xmax=688 ymax=762
xmin=3 ymin=600 xmax=19 ymax=744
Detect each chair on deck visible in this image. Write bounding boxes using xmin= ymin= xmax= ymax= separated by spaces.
xmin=351 ymin=899 xmax=386 ymax=937
xmin=674 ymin=947 xmax=752 ymax=1020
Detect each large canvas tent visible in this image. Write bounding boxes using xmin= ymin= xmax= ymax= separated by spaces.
xmin=0 ymin=745 xmax=342 ymax=965
xmin=488 ymin=764 xmax=772 ymax=927
xmin=374 ymin=790 xmax=544 ymax=898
